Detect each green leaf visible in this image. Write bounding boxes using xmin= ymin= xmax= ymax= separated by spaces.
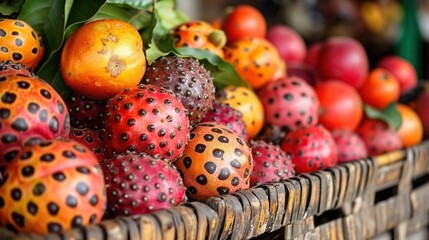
xmin=364 ymin=103 xmax=403 ymax=130
xmin=37 ymin=53 xmax=72 ymax=99
xmin=90 ymin=3 xmax=152 ymax=30
xmin=106 ymin=0 xmax=152 ymax=9
xmin=0 ymin=0 xmax=25 ymax=16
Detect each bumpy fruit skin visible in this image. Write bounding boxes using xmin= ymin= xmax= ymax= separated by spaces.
xmin=0 ymin=60 xmax=34 ymax=77
xmin=200 ymin=100 xmax=248 ymax=141
xmin=224 ymin=37 xmax=281 ymax=89
xmin=0 ymin=19 xmax=44 ymax=70
xmin=66 ymin=92 xmax=107 ymax=130
xmin=216 ymin=86 xmax=264 ymax=140
xmin=331 ymin=129 xmax=368 ymax=163
xmin=0 ymin=139 xmax=106 ymax=235
xmin=101 ymin=153 xmax=186 ymax=218
xmin=171 ymin=21 xmax=226 ymax=58
xmin=142 ymin=55 xmax=215 ymax=126
xmin=357 ymin=119 xmax=402 ymax=156
xmin=103 ymin=84 xmax=190 ymax=161
xmin=61 ymin=19 xmax=146 ymax=100
xmin=0 ymin=75 xmax=70 ymax=173
xmin=249 ymin=140 xmax=295 ymax=186
xmin=69 ymin=127 xmax=108 ymax=163
xmin=174 ymin=122 xmax=253 ymax=201
xmin=258 ymin=76 xmax=319 ymax=133
xmin=281 ymin=125 xmax=337 ymax=173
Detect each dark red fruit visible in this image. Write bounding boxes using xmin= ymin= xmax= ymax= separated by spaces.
xmin=66 ymin=92 xmax=107 ymax=130
xmin=68 ymin=127 xmax=108 ymax=163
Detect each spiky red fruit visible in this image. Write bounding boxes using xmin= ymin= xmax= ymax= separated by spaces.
xmin=249 ymin=140 xmax=295 ymax=186
xmin=0 ymin=60 xmax=34 ymax=77
xmin=65 ymin=92 xmax=107 ymax=130
xmin=280 ymin=125 xmax=337 ymax=173
xmin=68 ymin=127 xmax=108 ymax=163
xmin=101 ymin=153 xmax=186 ymax=218
xmin=200 ymin=100 xmax=247 ymax=141
xmin=357 ymin=119 xmax=402 ymax=156
xmin=103 ymin=84 xmax=190 ymax=162
xmin=331 ymin=129 xmax=368 ymax=163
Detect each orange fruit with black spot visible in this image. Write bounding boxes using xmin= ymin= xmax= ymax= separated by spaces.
xmin=224 ymin=37 xmax=281 ymax=89
xmin=174 ymin=122 xmax=253 ymax=201
xmin=171 ymin=20 xmax=226 ymax=59
xmin=359 ymin=68 xmax=400 ymax=109
xmin=216 ymin=86 xmax=264 ymax=140
xmin=396 ymin=103 xmax=423 ymax=147
xmin=60 ymin=19 xmax=146 ymax=100
xmin=0 ymin=18 xmax=44 ymax=70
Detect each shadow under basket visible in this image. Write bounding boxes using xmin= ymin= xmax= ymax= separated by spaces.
xmin=3 ymin=141 xmax=429 ymax=240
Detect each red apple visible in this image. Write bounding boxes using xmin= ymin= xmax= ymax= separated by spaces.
xmin=377 ymin=55 xmax=418 ymax=94
xmin=316 ymin=37 xmax=369 ymax=89
xmin=305 ymin=41 xmax=323 ymax=70
xmin=266 ymin=24 xmax=307 ymax=63
xmin=416 ymin=89 xmax=429 ymax=137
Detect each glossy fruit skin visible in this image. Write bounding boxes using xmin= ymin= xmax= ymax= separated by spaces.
xmin=249 ymin=140 xmax=295 ymax=186
xmin=315 ymin=80 xmax=363 ymax=131
xmin=65 ymin=92 xmax=107 ymax=130
xmin=357 ymin=119 xmax=402 ymax=156
xmin=222 ymin=5 xmax=266 ymax=44
xmin=171 ymin=20 xmax=226 ymax=58
xmin=101 ymin=153 xmax=186 ymax=218
xmin=266 ymin=24 xmax=307 ymax=63
xmin=0 ymin=139 xmax=106 ymax=235
xmin=280 ymin=125 xmax=337 ymax=173
xmin=224 ymin=37 xmax=281 ymax=89
xmin=0 ymin=75 xmax=70 ymax=173
xmin=396 ymin=103 xmax=423 ymax=147
xmin=200 ymin=100 xmax=248 ymax=141
xmin=359 ymin=68 xmax=400 ymax=109
xmin=61 ymin=19 xmax=146 ymax=100
xmin=216 ymin=86 xmax=264 ymax=140
xmin=331 ymin=129 xmax=368 ymax=163
xmin=68 ymin=127 xmax=107 ymax=163
xmin=141 ymin=55 xmax=215 ymax=126
xmin=258 ymin=76 xmax=319 ymax=133
xmin=103 ymin=84 xmax=190 ymax=162
xmin=0 ymin=60 xmax=34 ymax=77
xmin=174 ymin=122 xmax=253 ymax=201
xmin=316 ymin=37 xmax=369 ymax=89
xmin=377 ymin=55 xmax=417 ymax=94
xmin=0 ymin=18 xmax=44 ymax=70
xmin=416 ymin=90 xmax=429 ymax=137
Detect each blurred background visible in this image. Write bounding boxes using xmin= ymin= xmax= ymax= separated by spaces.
xmin=177 ymin=0 xmax=428 ymax=81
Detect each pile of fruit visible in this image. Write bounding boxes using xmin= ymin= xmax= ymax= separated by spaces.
xmin=0 ymin=0 xmax=426 ymax=236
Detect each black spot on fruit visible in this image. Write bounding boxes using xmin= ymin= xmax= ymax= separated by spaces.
xmin=196 ymin=174 xmax=208 ymax=185
xmin=212 ymin=148 xmax=224 ymax=158
xmin=204 ymin=134 xmax=214 ymax=141
xmin=11 ymin=118 xmax=28 ymax=131
xmin=47 ymin=202 xmax=59 ymax=215
xmin=204 ymin=161 xmax=216 ymax=174
xmin=217 ymin=187 xmax=230 ymax=195
xmin=188 ymin=186 xmax=197 ymax=194
xmin=0 ymin=108 xmax=10 ymax=119
xmin=218 ymin=168 xmax=230 ymax=180
xmin=230 ymin=159 xmax=241 ymax=169
xmin=40 ymin=89 xmax=51 ymax=99
xmin=53 ymin=172 xmax=66 ymax=181
xmin=195 ymin=144 xmax=206 ymax=153
xmin=1 ymin=134 xmax=17 ymax=144
xmin=1 ymin=92 xmax=17 ymax=104
xmin=12 ymin=212 xmax=24 ymax=227
xmin=27 ymin=102 xmax=40 ymax=114
xmin=27 ymin=201 xmax=38 ymax=215
xmin=66 ymin=195 xmax=77 ymax=208
xmin=12 ymin=52 xmax=22 ymax=61
xmin=21 ymin=166 xmax=35 ymax=177
xmin=47 ymin=222 xmax=62 ymax=232
xmin=49 ymin=116 xmax=59 ymax=133
xmin=71 ymin=216 xmax=82 ymax=227
xmin=11 ymin=188 xmax=22 ymax=201
xmin=33 ymin=182 xmax=45 ymax=196
xmin=76 ymin=182 xmax=89 ymax=196
xmin=183 ymin=157 xmax=192 ymax=169
xmin=40 ymin=153 xmax=54 ymax=162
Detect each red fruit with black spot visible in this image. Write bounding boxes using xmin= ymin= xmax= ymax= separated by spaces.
xmin=103 ymin=84 xmax=190 ymax=161
xmin=0 ymin=138 xmax=106 ymax=235
xmin=174 ymin=122 xmax=253 ymax=201
xmin=331 ymin=129 xmax=368 ymax=163
xmin=0 ymin=75 xmax=70 ymax=173
xmin=200 ymin=100 xmax=248 ymax=141
xmin=249 ymin=140 xmax=295 ymax=186
xmin=66 ymin=92 xmax=107 ymax=130
xmin=0 ymin=60 xmax=34 ymax=77
xmin=280 ymin=125 xmax=337 ymax=173
xmin=141 ymin=55 xmax=215 ymax=126
xmin=0 ymin=18 xmax=44 ymax=70
xmin=257 ymin=76 xmax=320 ymax=143
xmin=357 ymin=119 xmax=402 ymax=156
xmin=101 ymin=153 xmax=186 ymax=218
xmin=69 ymin=127 xmax=108 ymax=163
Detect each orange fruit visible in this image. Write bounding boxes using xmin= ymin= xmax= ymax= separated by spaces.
xmin=359 ymin=68 xmax=400 ymax=109
xmin=396 ymin=103 xmax=423 ymax=147
xmin=60 ymin=19 xmax=146 ymax=100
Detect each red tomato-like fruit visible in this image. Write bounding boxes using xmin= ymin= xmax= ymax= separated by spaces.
xmin=266 ymin=24 xmax=307 ymax=63
xmin=377 ymin=55 xmax=418 ymax=94
xmin=359 ymin=68 xmax=400 ymax=109
xmin=315 ymin=80 xmax=363 ymax=131
xmin=222 ymin=5 xmax=266 ymax=44
xmin=316 ymin=37 xmax=369 ymax=89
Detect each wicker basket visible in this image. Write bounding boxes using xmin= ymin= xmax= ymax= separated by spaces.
xmin=2 ymin=141 xmax=429 ymax=240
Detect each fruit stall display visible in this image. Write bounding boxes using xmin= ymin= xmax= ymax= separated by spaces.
xmin=0 ymin=0 xmax=429 ymax=239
